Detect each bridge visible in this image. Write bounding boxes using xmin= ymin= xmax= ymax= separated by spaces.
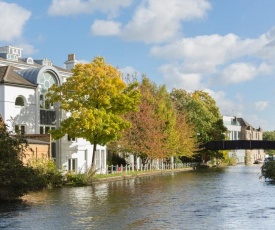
xmin=204 ymin=140 xmax=275 ymax=150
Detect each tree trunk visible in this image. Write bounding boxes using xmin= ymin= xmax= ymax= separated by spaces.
xmin=91 ymin=142 xmax=97 ymax=170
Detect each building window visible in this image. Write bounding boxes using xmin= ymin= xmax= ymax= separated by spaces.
xmin=40 ymin=95 xmax=54 ymax=110
xmin=40 ymin=126 xmax=55 ymax=134
xmin=238 ymin=131 xmax=241 ymax=140
xmin=38 ymin=71 xmax=58 ymax=94
xmin=40 ymin=110 xmax=56 ymax=125
xmin=15 ymin=125 xmax=25 ymax=135
xmin=68 ymin=158 xmax=77 ymax=172
xmin=51 ymin=142 xmax=56 ymax=158
xmin=68 ymin=135 xmax=76 ymax=142
xmin=15 ymin=96 xmax=24 ymax=106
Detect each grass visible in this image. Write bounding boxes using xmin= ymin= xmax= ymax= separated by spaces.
xmin=93 ymin=168 xmax=192 ymax=180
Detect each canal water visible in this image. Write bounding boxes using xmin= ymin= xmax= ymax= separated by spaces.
xmin=1 ymin=165 xmax=275 ymax=230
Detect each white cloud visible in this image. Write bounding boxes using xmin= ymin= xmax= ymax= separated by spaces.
xmin=150 ymin=28 xmax=275 ymax=89
xmin=17 ymin=43 xmax=38 ymax=55
xmin=91 ymin=20 xmax=121 ymax=36
xmin=220 ymin=63 xmax=257 ymax=84
xmin=205 ymin=89 xmax=230 ymax=108
xmin=86 ymin=0 xmax=211 ymax=43
xmin=150 ymin=28 xmax=275 ymax=67
xmin=0 ymin=2 xmax=31 ymax=42
xmin=205 ymin=89 xmax=244 ymax=117
xmin=159 ymin=64 xmax=203 ymax=91
xmin=255 ymin=101 xmax=269 ymax=112
xmin=121 ymin=0 xmax=211 ymax=43
xmin=48 ymin=0 xmax=132 ymax=18
xmin=78 ymin=59 xmax=89 ymax=64
xmin=150 ymin=33 xmax=257 ymax=73
xmin=219 ymin=62 xmax=273 ymax=84
xmin=119 ymin=66 xmax=140 ymax=81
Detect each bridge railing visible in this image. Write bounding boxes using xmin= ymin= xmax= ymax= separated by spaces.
xmin=204 ymin=140 xmax=275 ymax=150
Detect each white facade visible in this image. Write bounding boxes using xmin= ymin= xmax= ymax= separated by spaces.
xmin=0 ymin=45 xmax=107 ymax=173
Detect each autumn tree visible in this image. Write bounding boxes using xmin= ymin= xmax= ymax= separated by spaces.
xmin=47 ymin=57 xmax=140 ymax=168
xmin=118 ymin=77 xmax=168 ymax=163
xmin=117 ymin=77 xmax=198 ymax=163
xmin=173 ymin=112 xmax=199 ymax=159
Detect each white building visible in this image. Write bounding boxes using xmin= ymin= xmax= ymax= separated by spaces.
xmin=223 ymin=115 xmax=265 ymax=164
xmin=0 ymin=45 xmax=106 ymax=173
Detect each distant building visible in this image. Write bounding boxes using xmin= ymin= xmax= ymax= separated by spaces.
xmin=0 ymin=45 xmax=106 ymax=173
xmin=223 ymin=115 xmax=265 ymax=164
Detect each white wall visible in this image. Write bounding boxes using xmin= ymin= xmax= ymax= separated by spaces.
xmin=60 ymin=135 xmax=107 ymax=174
xmin=1 ymin=85 xmax=37 ymax=133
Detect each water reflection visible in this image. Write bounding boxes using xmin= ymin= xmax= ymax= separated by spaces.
xmin=1 ymin=165 xmax=275 ymax=229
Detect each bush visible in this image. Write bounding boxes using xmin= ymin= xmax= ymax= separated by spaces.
xmin=64 ymin=172 xmax=88 ymax=186
xmin=107 ymin=153 xmax=126 ymax=166
xmin=64 ymin=167 xmax=98 ymax=186
xmin=261 ymin=160 xmax=275 ymax=181
xmin=0 ymin=125 xmax=48 ymax=201
xmin=221 ymin=156 xmax=238 ymax=166
xmin=0 ymin=161 xmax=47 ymax=201
xmin=27 ymin=159 xmax=63 ymax=187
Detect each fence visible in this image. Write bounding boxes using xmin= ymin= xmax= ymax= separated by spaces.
xmin=104 ymin=162 xmax=198 ymax=174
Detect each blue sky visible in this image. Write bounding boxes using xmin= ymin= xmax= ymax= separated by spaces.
xmin=2 ymin=0 xmax=275 ymax=131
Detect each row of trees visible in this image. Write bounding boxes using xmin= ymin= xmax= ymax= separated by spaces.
xmin=47 ymin=57 xmax=227 ymax=166
xmin=1 ymin=57 xmax=228 ymax=200
xmin=112 ymin=78 xmax=227 ymax=164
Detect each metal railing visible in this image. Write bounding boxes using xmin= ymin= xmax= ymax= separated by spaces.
xmin=105 ymin=162 xmax=198 ymax=174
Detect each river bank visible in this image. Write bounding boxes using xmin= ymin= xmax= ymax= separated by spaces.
xmin=92 ymin=167 xmax=194 ymax=183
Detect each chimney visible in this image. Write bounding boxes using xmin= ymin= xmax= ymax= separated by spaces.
xmin=64 ymin=53 xmax=78 ymax=71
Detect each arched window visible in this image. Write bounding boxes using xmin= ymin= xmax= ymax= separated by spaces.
xmin=15 ymin=96 xmax=24 ymax=106
xmin=38 ymin=71 xmax=58 ymax=109
xmin=38 ymin=71 xmax=58 ymax=94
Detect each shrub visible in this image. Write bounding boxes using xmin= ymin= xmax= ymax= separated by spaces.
xmin=0 ymin=124 xmax=48 ymax=201
xmin=107 ymin=153 xmax=126 ymax=166
xmin=261 ymin=160 xmax=275 ymax=181
xmin=64 ymin=171 xmax=88 ymax=186
xmin=27 ymin=159 xmax=63 ymax=187
xmin=64 ymin=167 xmax=98 ymax=186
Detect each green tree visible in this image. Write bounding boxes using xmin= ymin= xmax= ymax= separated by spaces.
xmin=170 ymin=89 xmax=227 ymax=163
xmin=47 ymin=57 xmax=141 ymax=168
xmin=0 ymin=123 xmax=46 ymax=201
xmin=263 ymin=131 xmax=275 ymax=156
xmin=261 ymin=161 xmax=275 ymax=181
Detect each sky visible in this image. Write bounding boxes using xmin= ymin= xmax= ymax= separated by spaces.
xmin=1 ymin=0 xmax=275 ymax=131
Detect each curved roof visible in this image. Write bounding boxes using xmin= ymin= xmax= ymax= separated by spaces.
xmin=16 ymin=67 xmax=41 ymax=84
xmin=16 ymin=66 xmax=61 ymax=85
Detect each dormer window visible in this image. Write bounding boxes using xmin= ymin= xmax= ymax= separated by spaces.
xmin=7 ymin=54 xmax=18 ymax=61
xmin=34 ymin=59 xmax=53 ymax=66
xmin=43 ymin=59 xmax=52 ymax=66
xmin=26 ymin=57 xmax=34 ymax=64
xmin=15 ymin=96 xmax=25 ymax=106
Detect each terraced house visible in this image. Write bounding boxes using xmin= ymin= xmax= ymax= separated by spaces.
xmin=223 ymin=115 xmax=265 ymax=164
xmin=0 ymin=45 xmax=107 ymax=173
